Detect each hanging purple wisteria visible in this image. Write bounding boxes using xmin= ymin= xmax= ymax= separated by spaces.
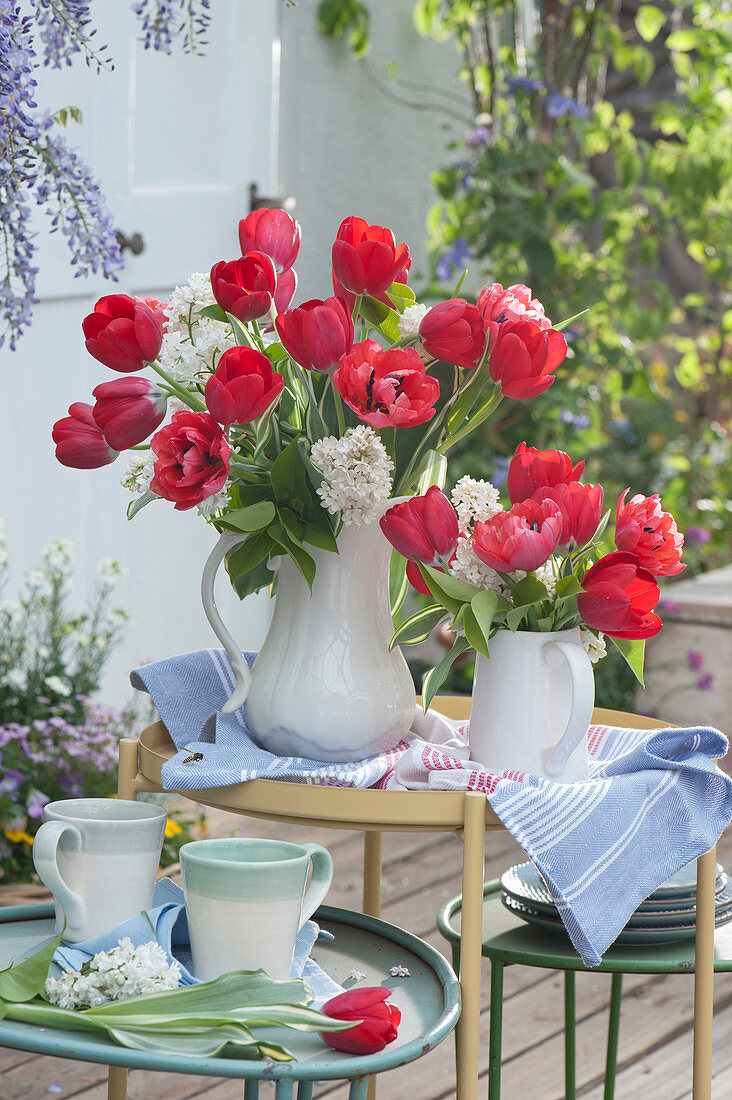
xmin=0 ymin=0 xmax=212 ymax=351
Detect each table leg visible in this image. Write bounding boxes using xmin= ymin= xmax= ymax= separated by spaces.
xmin=107 ymin=1065 xmax=127 ymax=1100
xmin=363 ymin=831 xmax=382 ymax=918
xmin=275 ymin=1082 xmax=294 ymax=1099
xmin=564 ymin=971 xmax=576 ymax=1100
xmin=296 ymin=1083 xmax=314 ymax=1100
xmin=349 ymin=1078 xmax=370 ymax=1100
xmin=244 ymin=1081 xmax=259 ymax=1100
xmin=488 ymin=961 xmax=504 ymax=1100
xmin=693 ymin=845 xmax=717 ymax=1099
xmin=604 ymin=972 xmax=623 ymax=1100
xmin=457 ymin=791 xmax=486 ymax=1100
xmin=117 ymin=738 xmax=139 ymax=801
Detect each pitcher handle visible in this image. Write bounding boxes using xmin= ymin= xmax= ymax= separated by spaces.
xmin=298 ymin=843 xmax=334 ymax=928
xmin=542 ymin=639 xmax=595 ymax=778
xmin=201 ymin=532 xmax=254 ymax=714
xmin=32 ymin=820 xmax=85 ymax=938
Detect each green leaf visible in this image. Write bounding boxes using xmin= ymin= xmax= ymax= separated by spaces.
xmin=390 ymin=605 xmax=446 ymax=649
xmin=555 ymin=576 xmax=583 ymax=599
xmin=126 ymin=490 xmax=159 ymax=521
xmin=510 ymin=576 xmax=549 ymax=607
xmin=226 ymin=550 xmax=275 ymax=600
xmin=553 ymin=308 xmax=590 ymax=333
xmin=609 ymin=637 xmax=646 ymax=686
xmin=359 ymin=296 xmax=401 ymax=343
xmin=635 ymin=4 xmax=666 ymax=43
xmin=665 ymin=29 xmax=699 ymax=52
xmin=0 ymin=929 xmax=63 ymax=1003
xmin=270 ymin=441 xmax=310 ymax=507
xmin=422 ymin=635 xmax=471 ymax=711
xmin=389 ymin=550 xmax=409 ymax=618
xmin=226 ymin=313 xmax=255 ymax=349
xmin=422 ymin=565 xmax=479 ymax=606
xmin=217 ymin=501 xmax=276 ymax=534
xmin=416 ymin=450 xmax=448 ymax=494
xmin=197 ymin=304 xmax=229 ymax=324
xmin=268 ymin=525 xmax=316 ymax=590
xmin=469 ymin=590 xmax=498 ymax=651
xmin=385 ymin=280 xmax=416 ymax=314
xmin=462 ymin=607 xmax=490 ymax=658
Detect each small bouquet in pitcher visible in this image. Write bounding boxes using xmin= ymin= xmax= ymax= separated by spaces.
xmin=381 ymin=442 xmax=685 ymax=710
xmin=52 ymin=208 xmax=570 ymax=600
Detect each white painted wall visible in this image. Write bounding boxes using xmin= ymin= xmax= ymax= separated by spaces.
xmin=0 ymin=0 xmax=465 ymax=705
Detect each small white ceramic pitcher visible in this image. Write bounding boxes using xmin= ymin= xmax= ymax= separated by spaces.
xmin=469 ymin=627 xmax=594 ymax=783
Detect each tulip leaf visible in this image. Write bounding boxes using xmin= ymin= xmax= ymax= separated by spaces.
xmin=422 ymin=564 xmax=480 ymax=607
xmin=415 ymin=450 xmax=448 ymax=494
xmin=553 ymin=308 xmax=589 ymax=332
xmin=390 ymin=605 xmax=446 ymax=649
xmin=198 ymin=304 xmax=229 ymax=324
xmin=360 ymin=296 xmax=402 ymax=343
xmin=217 ymin=501 xmax=276 ymax=534
xmin=467 ymin=590 xmax=498 ymax=655
xmin=462 ymin=607 xmax=491 ymax=658
xmin=389 ymin=550 xmax=409 ymax=618
xmin=422 ymin=635 xmax=472 ymax=712
xmin=386 ymin=280 xmax=417 ymax=314
xmin=511 ymin=576 xmax=549 ymax=607
xmin=271 ymin=441 xmax=311 ymax=507
xmin=610 ymin=637 xmax=646 ymax=686
xmin=0 ymin=929 xmax=63 ymax=1003
xmin=555 ymin=575 xmax=583 ymax=598
xmin=126 ymin=490 xmax=160 ymax=521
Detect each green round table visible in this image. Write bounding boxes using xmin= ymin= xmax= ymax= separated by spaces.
xmin=437 ymin=880 xmax=732 ymax=1100
xmin=0 ymin=901 xmax=460 ymax=1100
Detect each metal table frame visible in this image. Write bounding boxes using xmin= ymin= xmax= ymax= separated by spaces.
xmin=113 ymin=701 xmax=717 ymax=1100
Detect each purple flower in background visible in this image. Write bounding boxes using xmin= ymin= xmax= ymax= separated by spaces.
xmin=559 ymin=410 xmax=590 ymax=430
xmin=436 ymin=237 xmax=473 ymax=283
xmin=491 ymin=455 xmax=510 ymax=488
xmin=696 ymin=673 xmax=714 ymax=692
xmin=686 ymin=526 xmax=711 ymax=545
xmin=508 ymin=77 xmax=544 ymax=95
xmin=687 ymin=651 xmax=704 ymax=671
xmin=465 ymin=125 xmax=491 ymax=148
xmin=3 ymin=815 xmax=26 ymax=833
xmin=544 ymin=89 xmax=589 ymax=120
xmin=0 ymin=769 xmax=25 ymax=796
xmin=26 ymin=789 xmax=49 ymax=819
xmin=132 ymin=0 xmax=211 ymax=55
xmin=657 ymin=597 xmax=680 ymax=614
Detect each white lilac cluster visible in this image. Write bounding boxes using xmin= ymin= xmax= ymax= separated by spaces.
xmin=450 ymin=476 xmax=503 ymax=531
xmin=120 ymin=453 xmax=156 ymax=495
xmin=158 ymin=272 xmax=236 ymax=381
xmin=197 ymin=487 xmax=230 ymax=519
xmin=310 ymin=426 xmax=394 ymax=527
xmin=580 ymin=628 xmax=607 ymax=664
xmin=534 ymin=562 xmax=557 ymax=600
xmin=449 ymin=536 xmax=506 ymax=594
xmin=398 ymin=303 xmax=429 ymax=339
xmin=45 ymin=938 xmax=181 ymax=1010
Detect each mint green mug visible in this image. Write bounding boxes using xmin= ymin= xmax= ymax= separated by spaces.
xmin=180 ymin=837 xmax=333 ymax=981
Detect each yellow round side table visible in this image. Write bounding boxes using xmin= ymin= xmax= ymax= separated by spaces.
xmin=115 ymin=701 xmax=718 ymax=1100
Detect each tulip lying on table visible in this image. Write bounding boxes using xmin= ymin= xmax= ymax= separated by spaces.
xmin=320 ymin=987 xmax=401 ymax=1054
xmin=0 ymin=930 xmax=357 ymax=1060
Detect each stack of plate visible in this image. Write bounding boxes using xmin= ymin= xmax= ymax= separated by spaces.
xmin=500 ymin=861 xmax=732 ymax=946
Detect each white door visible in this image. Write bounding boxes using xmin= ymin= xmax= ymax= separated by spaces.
xmin=1 ymin=1 xmax=280 ymax=703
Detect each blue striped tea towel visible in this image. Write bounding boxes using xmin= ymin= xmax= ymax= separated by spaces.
xmin=132 ymin=648 xmax=732 ymax=966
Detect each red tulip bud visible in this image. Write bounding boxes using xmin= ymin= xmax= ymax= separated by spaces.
xmin=380 ymin=487 xmax=459 ymax=565
xmin=82 ymin=295 xmax=163 ymax=373
xmin=53 ymin=403 xmax=118 ymax=469
xmin=419 ymin=299 xmax=487 ymax=369
xmin=238 ymin=207 xmax=301 ymax=273
xmin=320 ymin=987 xmax=401 ymax=1055
xmin=92 ymin=377 xmax=167 ymax=450
xmin=276 ymin=296 xmax=354 ymax=373
xmin=507 ymin=442 xmax=584 ymax=504
xmin=488 ymin=320 xmax=566 ymax=400
xmin=210 ymin=252 xmax=277 ymax=324
xmin=332 ymin=216 xmax=410 ymax=297
xmin=205 ymin=346 xmax=284 ymax=426
xmin=578 ymin=552 xmax=662 ymax=639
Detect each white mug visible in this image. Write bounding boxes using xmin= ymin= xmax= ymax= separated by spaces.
xmin=180 ymin=837 xmax=333 ymax=981
xmin=33 ymin=798 xmax=167 ymax=942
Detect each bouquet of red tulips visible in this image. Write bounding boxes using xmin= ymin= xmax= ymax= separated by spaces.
xmin=52 ymin=209 xmax=570 ymax=598
xmin=380 ymin=443 xmax=685 ymax=708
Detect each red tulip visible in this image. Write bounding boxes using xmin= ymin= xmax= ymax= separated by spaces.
xmin=615 ymin=490 xmax=685 ymax=577
xmin=210 ymin=252 xmax=277 ymax=324
xmin=406 ymin=558 xmax=436 ymax=596
xmin=320 ymin=987 xmax=401 ymax=1055
xmin=205 ymin=347 xmax=284 ymax=426
xmin=334 ymin=340 xmax=439 ymax=429
xmin=473 ymin=498 xmax=563 ymax=573
xmin=534 ymin=482 xmax=604 ymax=548
xmin=332 ymin=216 xmax=410 ymax=297
xmin=92 ymin=377 xmax=167 ymax=450
xmin=478 ymin=283 xmax=551 ymax=330
xmin=82 ymin=295 xmax=164 ymax=373
xmin=333 ymin=262 xmax=412 ymax=314
xmin=53 ymin=403 xmax=118 ymax=469
xmin=275 ymin=296 xmax=354 ymax=373
xmin=578 ymin=551 xmax=662 ymax=639
xmin=380 ymin=487 xmax=459 ymax=565
xmin=273 ymin=268 xmax=297 ymax=313
xmin=238 ymin=208 xmax=301 ymax=273
xmin=488 ymin=320 xmax=567 ymax=400
xmin=419 ymin=299 xmax=487 ymax=370
xmin=150 ymin=411 xmax=231 ymax=511
xmin=507 ymin=442 xmax=585 ymax=504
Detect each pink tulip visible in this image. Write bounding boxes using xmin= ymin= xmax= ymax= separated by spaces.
xmin=534 ymin=482 xmax=604 ymax=548
xmin=488 ymin=320 xmax=567 ymax=400
xmin=92 ymin=377 xmax=167 ymax=450
xmin=238 ymin=208 xmax=302 ymax=273
xmin=210 ymin=252 xmax=277 ymax=324
xmin=334 ymin=340 xmax=439 ymax=429
xmin=473 ymin=498 xmax=563 ymax=573
xmin=52 ymin=403 xmax=118 ymax=469
xmin=419 ymin=299 xmax=487 ymax=369
xmin=275 ymin=296 xmax=354 ymax=372
xmin=380 ymin=487 xmax=459 ymax=565
xmin=478 ymin=282 xmax=551 ymax=329
xmin=615 ymin=490 xmax=685 ymax=577
xmin=82 ymin=295 xmax=164 ymax=373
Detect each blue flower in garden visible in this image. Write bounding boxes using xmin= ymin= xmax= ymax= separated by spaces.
xmin=508 ymin=77 xmax=545 ymax=95
xmin=436 ymin=237 xmax=473 ymax=282
xmin=465 ymin=125 xmax=491 ymax=148
xmin=559 ymin=410 xmax=591 ymax=430
xmin=26 ymin=789 xmax=50 ymax=819
xmin=491 ymin=455 xmax=510 ymax=488
xmin=543 ymin=88 xmax=589 ymax=120
xmin=0 ymin=770 xmax=25 ymax=796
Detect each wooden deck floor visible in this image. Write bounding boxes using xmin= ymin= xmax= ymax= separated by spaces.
xmin=2 ymin=808 xmax=732 ymax=1100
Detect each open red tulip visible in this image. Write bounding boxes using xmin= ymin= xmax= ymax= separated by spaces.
xmin=473 ymin=498 xmax=563 ymax=573
xmin=334 ymin=340 xmax=439 ymax=429
xmin=615 ymin=490 xmax=685 ymax=577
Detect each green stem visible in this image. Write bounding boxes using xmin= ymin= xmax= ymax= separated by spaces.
xmin=149 ymin=363 xmax=206 ymax=410
xmin=331 ymin=380 xmax=347 ymax=435
xmin=435 ymin=390 xmax=504 ymax=455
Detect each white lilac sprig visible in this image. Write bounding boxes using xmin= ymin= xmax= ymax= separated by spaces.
xmin=310 ymin=426 xmax=394 ymax=527
xmin=45 ymin=938 xmax=181 ymax=1009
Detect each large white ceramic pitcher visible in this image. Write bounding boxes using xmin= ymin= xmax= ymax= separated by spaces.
xmin=201 ymin=502 xmax=415 ymax=762
xmin=469 ymin=626 xmax=594 ymax=782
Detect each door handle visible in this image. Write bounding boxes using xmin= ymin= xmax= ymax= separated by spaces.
xmin=115 ymin=231 xmax=145 ymax=256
